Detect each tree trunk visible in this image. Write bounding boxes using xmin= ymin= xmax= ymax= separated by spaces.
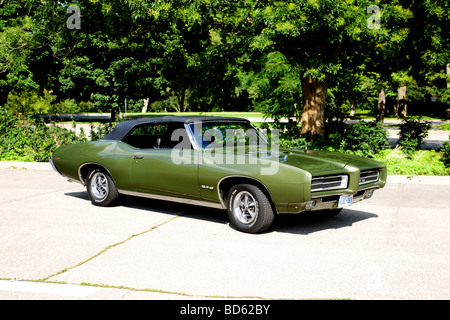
xmin=397 ymin=86 xmax=407 ymax=118
xmin=142 ymin=98 xmax=149 ymax=113
xmin=176 ymin=89 xmax=186 ymax=112
xmin=447 ymin=63 xmax=450 ymax=89
xmin=349 ymin=99 xmax=356 ymax=117
xmin=111 ymin=106 xmax=118 ymax=122
xmin=447 ymin=64 xmax=450 ymax=118
xmin=0 ymin=92 xmax=8 ymax=107
xmin=376 ymin=88 xmax=385 ymax=122
xmin=300 ymin=75 xmax=327 ymax=137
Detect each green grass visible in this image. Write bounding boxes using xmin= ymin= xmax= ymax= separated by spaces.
xmin=374 ymin=148 xmax=450 ymax=176
xmin=440 ymin=122 xmax=450 ymax=131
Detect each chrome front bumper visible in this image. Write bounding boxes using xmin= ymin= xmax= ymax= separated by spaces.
xmin=309 ymin=188 xmax=376 ymax=211
xmin=285 ymin=188 xmax=378 ymax=214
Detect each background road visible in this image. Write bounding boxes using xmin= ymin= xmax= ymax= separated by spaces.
xmin=0 ymin=162 xmax=449 ymax=300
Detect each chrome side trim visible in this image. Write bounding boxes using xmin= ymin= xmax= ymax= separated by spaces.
xmin=118 ymin=189 xmax=225 ymax=210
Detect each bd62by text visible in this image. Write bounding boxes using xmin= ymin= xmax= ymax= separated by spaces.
xmin=224 ymin=304 xmax=270 ymax=315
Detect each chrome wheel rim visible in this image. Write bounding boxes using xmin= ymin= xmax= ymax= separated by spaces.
xmin=90 ymin=172 xmax=108 ymax=201
xmin=233 ymin=191 xmax=258 ymax=225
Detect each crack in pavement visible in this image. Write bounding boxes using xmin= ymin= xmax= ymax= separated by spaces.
xmin=40 ymin=214 xmax=183 ymax=282
xmin=26 ymin=211 xmax=263 ymax=299
xmin=24 ymin=211 xmax=259 ymax=299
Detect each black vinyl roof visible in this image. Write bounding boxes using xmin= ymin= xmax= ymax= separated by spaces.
xmin=102 ymin=115 xmax=250 ymax=141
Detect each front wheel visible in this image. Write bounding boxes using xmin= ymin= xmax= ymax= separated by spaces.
xmin=86 ymin=169 xmax=119 ymax=207
xmin=227 ymin=184 xmax=274 ymax=234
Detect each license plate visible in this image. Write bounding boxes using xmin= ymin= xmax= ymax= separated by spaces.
xmin=338 ymin=194 xmax=353 ymax=208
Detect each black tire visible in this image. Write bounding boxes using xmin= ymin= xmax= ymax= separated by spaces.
xmin=227 ymin=184 xmax=274 ymax=234
xmin=86 ymin=169 xmax=119 ymax=207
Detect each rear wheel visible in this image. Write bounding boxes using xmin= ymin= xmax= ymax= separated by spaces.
xmin=86 ymin=169 xmax=119 ymax=206
xmin=227 ymin=184 xmax=274 ymax=234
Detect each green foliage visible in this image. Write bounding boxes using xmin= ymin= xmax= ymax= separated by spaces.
xmin=341 ymin=121 xmax=389 ymax=158
xmin=270 ymin=120 xmax=388 ymax=158
xmin=441 ymin=137 xmax=450 ymax=168
xmin=374 ymin=148 xmax=450 ymax=176
xmin=7 ymin=89 xmax=56 ymax=114
xmin=278 ymin=137 xmax=311 ymax=150
xmin=0 ymin=108 xmax=86 ymax=162
xmin=439 ymin=123 xmax=450 ymax=131
xmin=6 ymin=90 xmax=38 ymax=114
xmin=49 ymin=98 xmax=80 ymax=114
xmin=89 ymin=122 xmax=117 ymax=141
xmin=0 ymin=0 xmax=448 ymax=138
xmin=398 ymin=118 xmax=432 ymax=156
xmin=5 ymin=90 xmax=97 ymax=114
xmin=236 ymin=51 xmax=302 ymax=120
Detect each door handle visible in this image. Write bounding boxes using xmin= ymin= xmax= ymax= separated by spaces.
xmin=133 ymin=155 xmax=144 ymax=160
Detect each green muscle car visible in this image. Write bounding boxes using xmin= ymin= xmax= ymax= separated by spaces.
xmin=51 ymin=116 xmax=386 ymax=233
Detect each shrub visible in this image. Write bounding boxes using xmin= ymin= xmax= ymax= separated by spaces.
xmin=341 ymin=121 xmax=388 ymax=158
xmin=279 ymin=137 xmax=312 ymax=149
xmin=89 ymin=122 xmax=117 ymax=141
xmin=440 ymin=122 xmax=450 ymax=131
xmin=0 ymin=108 xmax=16 ymax=133
xmin=441 ymin=137 xmax=450 ymax=168
xmin=274 ymin=120 xmax=388 ymax=158
xmin=398 ymin=118 xmax=431 ymax=156
xmin=49 ymin=98 xmax=80 ymax=114
xmin=0 ymin=109 xmax=86 ymax=162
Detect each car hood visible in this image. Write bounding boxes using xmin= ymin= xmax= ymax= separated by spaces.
xmin=250 ymin=148 xmax=385 ymax=176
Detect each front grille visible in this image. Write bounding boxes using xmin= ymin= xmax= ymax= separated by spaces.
xmin=359 ymin=170 xmax=379 ymax=185
xmin=311 ymin=175 xmax=348 ymax=192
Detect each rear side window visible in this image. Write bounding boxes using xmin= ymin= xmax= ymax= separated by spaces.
xmin=122 ymin=123 xmax=191 ymax=149
xmin=129 ymin=124 xmax=168 ymax=136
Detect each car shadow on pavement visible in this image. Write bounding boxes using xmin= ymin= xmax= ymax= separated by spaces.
xmin=273 ymin=209 xmax=378 ymax=235
xmin=119 ymin=196 xmax=379 ymax=235
xmin=64 ymin=191 xmax=377 ymax=234
xmin=64 ymin=191 xmax=90 ymax=201
xmin=64 ymin=191 xmax=230 ymax=225
xmin=121 ymin=195 xmax=229 ymax=225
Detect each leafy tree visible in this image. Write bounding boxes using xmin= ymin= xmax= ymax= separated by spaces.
xmin=0 ymin=1 xmax=39 ymax=105
xmin=236 ymin=51 xmax=302 ymax=120
xmin=204 ymin=0 xmax=414 ymax=136
xmin=1 ymin=0 xmax=448 ymax=126
xmin=366 ymin=0 xmax=449 ymax=120
xmin=406 ymin=0 xmax=449 ymax=108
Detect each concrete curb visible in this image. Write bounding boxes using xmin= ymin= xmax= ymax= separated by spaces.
xmin=0 ymin=161 xmax=52 ymax=171
xmin=387 ymin=174 xmax=450 ymax=184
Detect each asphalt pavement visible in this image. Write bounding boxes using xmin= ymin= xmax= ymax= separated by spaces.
xmin=0 ymin=162 xmax=449 ymax=300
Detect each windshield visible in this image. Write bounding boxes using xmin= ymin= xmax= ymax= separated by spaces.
xmin=188 ymin=121 xmax=268 ymax=150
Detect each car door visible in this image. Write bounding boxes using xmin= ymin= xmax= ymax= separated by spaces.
xmin=128 ymin=123 xmax=201 ymax=200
